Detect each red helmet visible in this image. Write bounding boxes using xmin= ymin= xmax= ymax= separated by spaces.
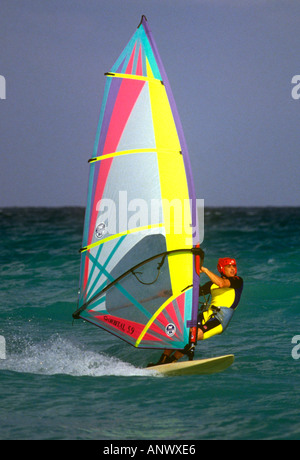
xmin=217 ymin=257 xmax=237 ymax=276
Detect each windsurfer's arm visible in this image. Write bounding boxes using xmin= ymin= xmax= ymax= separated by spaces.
xmin=200 ymin=266 xmax=231 ymax=288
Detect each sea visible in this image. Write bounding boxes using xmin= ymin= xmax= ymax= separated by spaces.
xmin=0 ymin=207 xmax=299 ymax=441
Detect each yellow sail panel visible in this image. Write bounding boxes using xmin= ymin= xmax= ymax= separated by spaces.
xmin=146 ymin=58 xmax=193 ymax=295
xmin=146 ymin=58 xmax=181 ymax=153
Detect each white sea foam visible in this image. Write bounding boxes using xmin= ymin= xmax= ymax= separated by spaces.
xmin=0 ymin=336 xmax=155 ymax=378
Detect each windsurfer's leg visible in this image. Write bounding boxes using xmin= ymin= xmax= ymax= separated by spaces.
xmin=162 ymin=349 xmax=172 ymax=357
xmin=164 ymin=347 xmax=193 ymax=362
xmin=198 ymin=318 xmax=223 ymax=340
xmin=147 ymin=349 xmax=178 ymax=367
xmin=148 ymin=342 xmax=200 ymax=367
xmin=173 ymin=350 xmax=184 ymax=360
xmin=161 ymin=349 xmax=181 ymax=361
xmin=197 ymin=329 xmax=204 ymax=340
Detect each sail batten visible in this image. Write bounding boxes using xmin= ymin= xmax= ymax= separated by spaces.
xmin=74 ymin=16 xmax=201 ymax=350
xmin=105 ymin=72 xmax=163 ymax=84
xmin=88 ymin=148 xmax=182 ymax=164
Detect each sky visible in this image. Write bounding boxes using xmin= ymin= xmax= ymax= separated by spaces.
xmin=1 ymin=0 xmax=300 ymax=207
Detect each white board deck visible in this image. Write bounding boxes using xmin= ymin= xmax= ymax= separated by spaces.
xmin=146 ymin=354 xmax=235 ymax=376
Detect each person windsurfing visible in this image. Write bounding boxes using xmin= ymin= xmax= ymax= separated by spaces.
xmin=148 ymin=257 xmax=243 ymax=366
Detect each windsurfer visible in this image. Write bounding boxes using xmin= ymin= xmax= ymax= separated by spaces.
xmin=148 ymin=257 xmax=243 ymax=366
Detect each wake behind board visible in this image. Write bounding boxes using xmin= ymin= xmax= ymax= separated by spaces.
xmin=146 ymin=354 xmax=234 ymax=376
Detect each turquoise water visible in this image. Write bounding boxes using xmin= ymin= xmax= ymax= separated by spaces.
xmin=0 ymin=207 xmax=299 ymax=440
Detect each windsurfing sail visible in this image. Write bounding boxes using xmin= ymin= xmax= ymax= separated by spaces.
xmin=73 ymin=16 xmax=203 ymax=351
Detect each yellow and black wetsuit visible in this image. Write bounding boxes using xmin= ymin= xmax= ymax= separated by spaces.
xmin=198 ymin=276 xmax=243 ymax=340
